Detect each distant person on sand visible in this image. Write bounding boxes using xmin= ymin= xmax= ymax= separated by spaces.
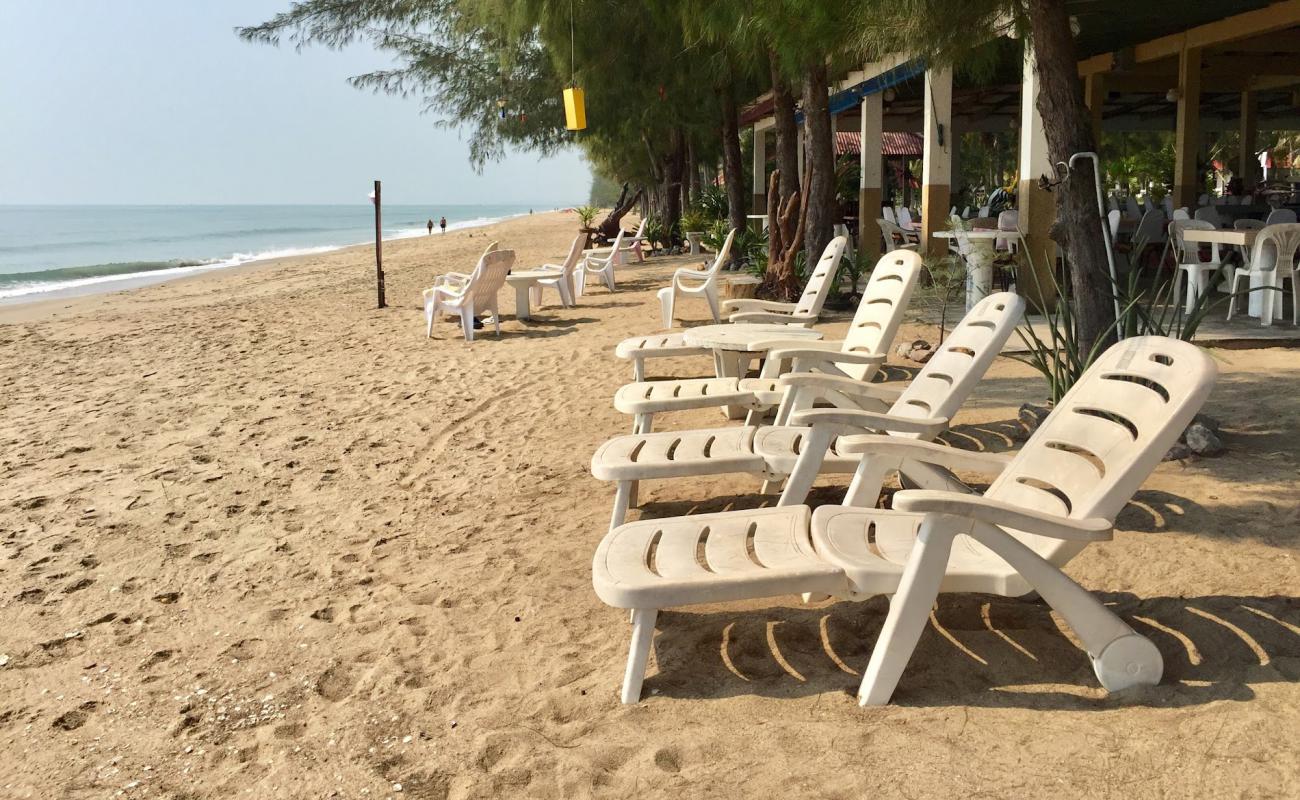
xmin=427 ymin=219 xmax=434 ymax=235
xmin=440 ymin=216 xmax=447 ymax=234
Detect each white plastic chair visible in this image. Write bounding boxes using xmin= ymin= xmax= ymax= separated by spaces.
xmin=1194 ymin=206 xmax=1223 ymax=229
xmin=429 ymin=241 xmax=498 ymax=294
xmin=575 ymin=229 xmax=624 ymax=296
xmin=1227 ymin=223 xmax=1300 ymax=326
xmin=877 ymin=219 xmax=919 ymax=250
xmin=1172 ymin=207 xmax=1190 ymax=221
xmin=896 ymin=207 xmax=914 ymax=229
xmin=882 ymin=206 xmax=897 ymax=224
xmin=1161 ymin=196 xmax=1174 ymax=218
xmin=423 ymin=249 xmax=515 ymax=341
xmin=531 ymin=234 xmax=584 ymax=308
xmin=1234 ymin=219 xmax=1265 ymax=231
xmin=1197 ymin=193 xmax=1210 ymax=207
xmin=593 ymin=336 xmax=1217 ymax=705
xmin=1125 ymin=196 xmax=1141 ymax=219
xmin=723 ymin=237 xmax=846 ymax=326
xmin=995 ymin=209 xmax=1020 ymax=253
xmin=1266 ymin=209 xmax=1297 ymax=226
xmin=1169 ymin=220 xmax=1224 ymax=313
xmin=1132 ymin=208 xmax=1167 ymax=264
xmin=657 ymin=228 xmax=736 ymax=328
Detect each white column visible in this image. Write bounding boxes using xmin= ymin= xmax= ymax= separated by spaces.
xmin=860 ymin=93 xmax=883 ymax=260
xmin=752 ymin=127 xmax=767 ymax=213
xmin=920 ymin=67 xmax=952 ymax=258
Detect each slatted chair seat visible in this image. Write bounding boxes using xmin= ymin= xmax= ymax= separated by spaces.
xmin=591 ymin=426 xmax=765 ymax=481
xmin=592 ymin=506 xmax=845 ymax=609
xmin=614 ymin=333 xmax=710 ymax=382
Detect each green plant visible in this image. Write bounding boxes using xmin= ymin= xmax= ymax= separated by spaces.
xmin=643 ymin=216 xmax=667 ymax=253
xmin=836 ymin=248 xmax=872 ymax=295
xmin=702 ymin=219 xmax=730 ymax=254
xmin=680 ymin=208 xmax=709 ymax=232
xmin=575 ymin=204 xmax=600 ymax=228
xmin=695 ymin=185 xmax=728 ymax=221
xmin=919 ymin=254 xmax=971 ymax=344
xmin=736 ymin=226 xmax=769 ymax=277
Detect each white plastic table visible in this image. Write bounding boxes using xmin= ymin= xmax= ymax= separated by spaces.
xmin=505 ymin=270 xmax=557 ymax=320
xmin=1181 ymin=228 xmax=1271 ymax=323
xmin=932 ymin=229 xmax=1024 ymax=310
xmin=682 ymin=323 xmax=823 ymax=418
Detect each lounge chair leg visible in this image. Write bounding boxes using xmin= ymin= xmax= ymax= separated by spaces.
xmin=858 ymin=518 xmax=956 ymax=706
xmin=611 ymin=481 xmax=633 ymax=531
xmin=627 ymin=480 xmax=639 ymax=508
xmin=632 ymin=413 xmax=653 ymax=435
xmin=778 ymin=426 xmax=835 ymax=506
xmin=621 ymin=608 xmax=658 ymax=703
xmin=632 ymin=358 xmax=645 ymax=382
xmin=842 ymin=456 xmax=892 ymax=509
xmin=660 ymin=291 xmax=674 ymax=330
xmin=759 ymin=479 xmax=782 ymax=495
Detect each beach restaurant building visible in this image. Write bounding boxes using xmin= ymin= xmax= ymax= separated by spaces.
xmin=744 ymin=0 xmax=1300 ymax=267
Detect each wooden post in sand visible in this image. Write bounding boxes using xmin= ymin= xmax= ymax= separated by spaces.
xmin=373 ymin=179 xmax=386 ymax=309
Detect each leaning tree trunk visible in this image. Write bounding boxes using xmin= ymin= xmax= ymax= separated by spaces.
xmin=1026 ymin=0 xmax=1117 ymax=355
xmin=720 ymin=84 xmax=748 ymax=241
xmin=801 ymin=61 xmax=837 ymax=268
xmin=595 ymin=183 xmax=644 ymax=243
xmin=770 ymin=53 xmax=801 ymax=207
xmin=764 ymin=168 xmax=811 ymax=300
xmin=658 ymin=128 xmax=687 ymax=236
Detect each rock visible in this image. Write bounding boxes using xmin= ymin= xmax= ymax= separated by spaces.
xmin=907 ymin=348 xmax=934 ymax=364
xmin=895 ymin=343 xmax=912 ymax=358
xmin=1163 ymin=443 xmax=1193 ymax=461
xmin=1184 ymin=421 xmax=1224 ymax=456
xmin=1191 ymin=413 xmax=1221 ymax=433
xmin=1017 ymin=403 xmax=1052 ymax=437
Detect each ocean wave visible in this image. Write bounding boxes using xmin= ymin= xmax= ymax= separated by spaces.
xmin=0 ymin=213 xmax=525 ymax=301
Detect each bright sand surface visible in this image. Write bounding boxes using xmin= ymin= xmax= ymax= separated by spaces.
xmin=2 ymin=210 xmax=1298 ymax=798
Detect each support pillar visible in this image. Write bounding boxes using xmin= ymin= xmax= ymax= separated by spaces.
xmin=752 ymin=127 xmax=767 ymax=214
xmin=860 ymin=92 xmax=884 ymax=261
xmin=1018 ymin=43 xmax=1057 ymax=310
xmin=920 ymin=67 xmax=952 ymax=257
xmin=1239 ymin=91 xmax=1258 ymax=189
xmin=1173 ymin=46 xmax=1202 ymax=209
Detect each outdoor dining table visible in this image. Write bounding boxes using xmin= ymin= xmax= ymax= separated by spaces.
xmin=1180 ymin=228 xmax=1276 ymax=324
xmin=505 ymin=269 xmax=562 ymax=321
xmin=932 ymin=228 xmax=1025 ymax=311
xmin=682 ymin=323 xmax=823 ymax=419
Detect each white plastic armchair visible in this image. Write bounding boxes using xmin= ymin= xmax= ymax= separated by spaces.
xmin=531 ymin=234 xmax=584 ymax=308
xmin=1168 ymin=220 xmax=1224 ymax=313
xmin=423 ymin=249 xmax=515 ymax=342
xmin=575 ymin=229 xmax=624 ymax=297
xmin=430 ymin=241 xmax=498 ymax=293
xmin=657 ymin=228 xmax=735 ymax=328
xmin=877 ymin=219 xmax=919 ymax=250
xmin=722 ymin=236 xmax=846 ymax=327
xmin=1226 ymin=223 xmax=1300 ymax=326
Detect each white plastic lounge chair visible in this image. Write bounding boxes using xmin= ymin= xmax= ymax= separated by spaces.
xmin=722 ymin=236 xmax=846 ymax=325
xmin=618 ymin=250 xmax=921 ymax=432
xmin=657 ymin=228 xmax=736 ymax=328
xmin=575 ymin=229 xmax=624 ymax=296
xmin=429 ymin=241 xmax=499 ymax=293
xmin=423 ymin=249 xmax=514 ymax=342
xmin=1265 ymin=209 xmax=1298 ymax=226
xmin=593 ymin=292 xmax=1025 ymax=531
xmin=614 ymin=237 xmax=846 ymax=382
xmin=594 ymin=336 xmax=1217 ymax=705
xmin=1226 ymin=223 xmax=1300 ymax=326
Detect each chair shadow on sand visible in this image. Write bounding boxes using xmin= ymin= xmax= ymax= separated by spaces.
xmin=624 ymin=415 xmax=1300 ymax=710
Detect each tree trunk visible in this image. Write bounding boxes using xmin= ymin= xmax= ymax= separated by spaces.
xmin=683 ymin=138 xmax=697 ymax=212
xmin=769 ymin=53 xmax=800 ymax=206
xmin=595 ymin=184 xmax=644 ymax=243
xmin=1026 ymin=0 xmax=1117 ymax=355
xmin=720 ymin=85 xmax=748 ymax=241
xmin=660 ymin=128 xmax=686 ymax=235
xmin=801 ymin=62 xmax=837 ymax=268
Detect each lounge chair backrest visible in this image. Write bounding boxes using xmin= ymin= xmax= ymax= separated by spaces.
xmin=1169 ymin=219 xmax=1215 ymax=263
xmin=633 ymin=218 xmax=648 ymax=238
xmin=876 ymin=219 xmax=913 ymax=249
xmin=1248 ymin=223 xmax=1300 ymax=275
xmin=469 ymin=249 xmax=515 ymax=306
xmin=986 ymin=336 xmax=1216 ymax=566
xmin=887 ymin=291 xmax=1026 ymax=437
xmin=838 ymin=249 xmax=922 ymax=380
xmin=793 ymin=236 xmax=847 ymax=318
xmin=708 ymin=228 xmax=737 ymax=275
xmin=1266 ymin=209 xmax=1298 ymax=225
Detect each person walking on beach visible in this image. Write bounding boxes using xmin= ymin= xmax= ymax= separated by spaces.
xmin=427 ymin=219 xmax=434 ymax=235
xmin=439 ymin=216 xmax=447 ymax=234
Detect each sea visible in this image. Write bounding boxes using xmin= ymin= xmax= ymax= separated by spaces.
xmin=0 ymin=204 xmax=538 ymax=303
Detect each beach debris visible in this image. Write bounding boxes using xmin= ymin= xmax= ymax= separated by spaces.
xmin=900 ymin=340 xmax=932 ymax=364
xmin=1163 ymin=443 xmax=1193 ymax=462
xmin=0 ymin=653 xmax=9 ymax=668
xmin=1183 ymin=421 xmax=1224 ymax=456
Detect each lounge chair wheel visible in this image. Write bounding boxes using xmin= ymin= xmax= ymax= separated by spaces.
xmin=1091 ymin=633 xmax=1163 ymax=693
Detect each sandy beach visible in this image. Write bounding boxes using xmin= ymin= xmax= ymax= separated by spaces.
xmin=2 ymin=209 xmax=1298 ymax=798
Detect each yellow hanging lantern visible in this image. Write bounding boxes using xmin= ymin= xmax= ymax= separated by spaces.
xmin=563 ymin=86 xmax=586 ymax=131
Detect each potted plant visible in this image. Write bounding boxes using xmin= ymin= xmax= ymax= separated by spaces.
xmin=680 ymin=208 xmax=708 ymax=255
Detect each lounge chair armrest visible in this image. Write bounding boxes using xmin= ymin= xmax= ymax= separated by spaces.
xmin=892 ymin=490 xmax=1112 ymax=542
xmin=672 ymin=267 xmax=712 ymax=284
xmin=790 ymin=409 xmax=949 ymax=438
xmin=721 ymin=298 xmax=796 ymax=313
xmin=730 ymin=311 xmax=817 ymax=324
xmin=833 ymin=434 xmax=1012 ymax=474
xmin=778 ymin=372 xmax=900 ymax=403
xmin=768 ymin=347 xmax=886 ymax=369
xmin=422 ymin=284 xmax=464 ymax=301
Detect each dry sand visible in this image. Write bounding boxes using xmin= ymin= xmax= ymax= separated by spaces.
xmin=1 ymin=210 xmax=1298 ymax=798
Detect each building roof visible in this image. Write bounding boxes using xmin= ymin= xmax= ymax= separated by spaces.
xmin=834 ymin=131 xmax=924 ymax=157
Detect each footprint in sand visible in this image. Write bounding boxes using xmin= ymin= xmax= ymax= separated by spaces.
xmin=52 ymin=701 xmax=99 ymax=731
xmin=315 ymin=664 xmax=355 ymax=701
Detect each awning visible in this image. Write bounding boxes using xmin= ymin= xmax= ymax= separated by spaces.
xmin=797 ymin=60 xmax=927 ymax=123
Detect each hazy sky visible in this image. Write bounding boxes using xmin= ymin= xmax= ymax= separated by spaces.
xmin=0 ymin=1 xmax=592 ymax=206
